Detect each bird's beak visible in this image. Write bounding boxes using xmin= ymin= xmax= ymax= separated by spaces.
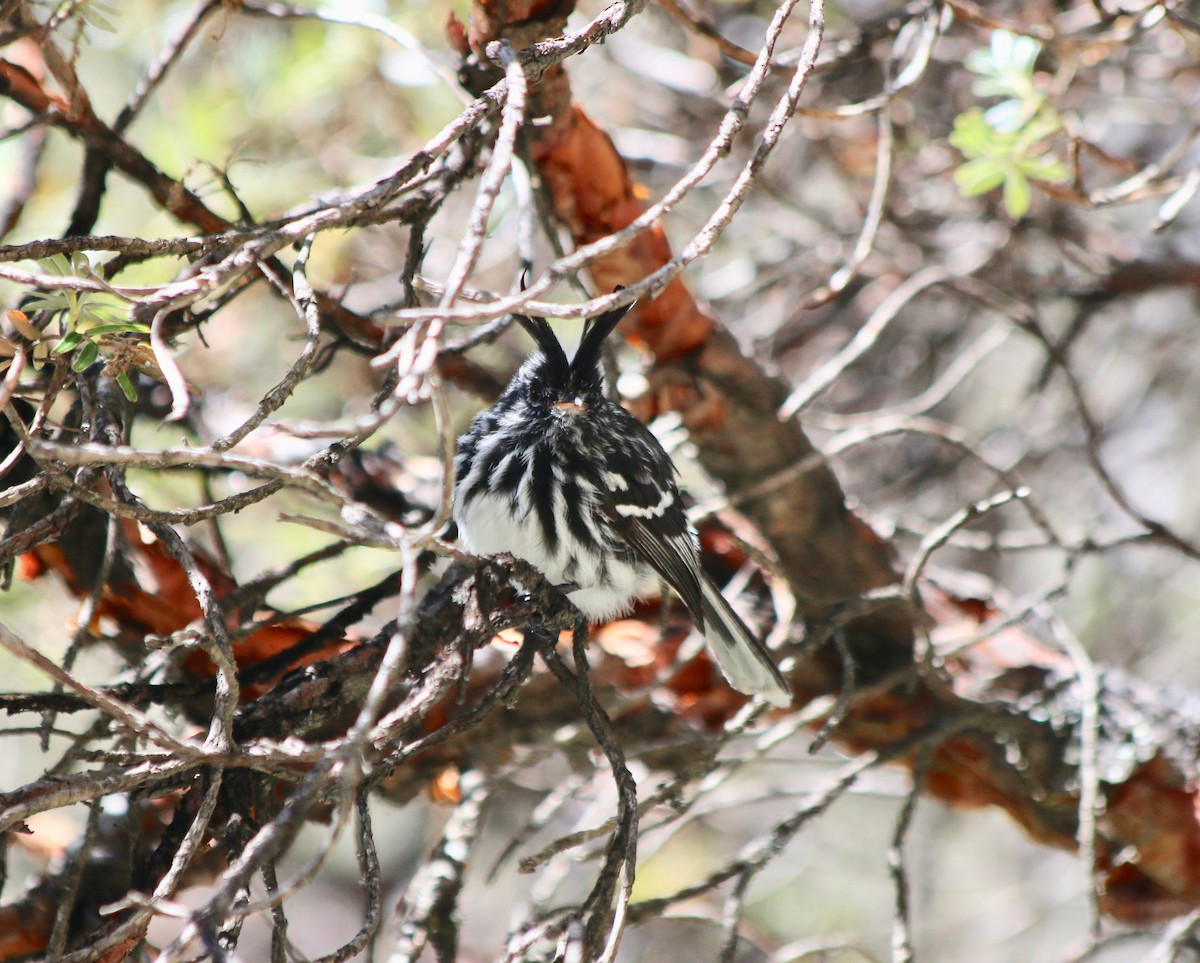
xmin=552 ymin=398 xmax=586 ymax=413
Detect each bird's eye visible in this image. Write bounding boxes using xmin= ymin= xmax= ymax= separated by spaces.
xmin=525 ymin=381 xmax=556 ymax=406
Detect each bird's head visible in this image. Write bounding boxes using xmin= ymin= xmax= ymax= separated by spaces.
xmin=513 ymin=300 xmax=634 ymax=414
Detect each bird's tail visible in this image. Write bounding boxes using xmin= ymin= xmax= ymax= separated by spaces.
xmin=698 ymin=575 xmax=791 ymax=707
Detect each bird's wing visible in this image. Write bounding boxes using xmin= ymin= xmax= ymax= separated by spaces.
xmin=594 ymin=407 xmax=790 ymax=705
xmin=604 ymin=494 xmax=791 ymax=706
xmin=604 ymin=505 xmax=706 ymax=622
xmin=594 ymin=419 xmax=706 ymax=621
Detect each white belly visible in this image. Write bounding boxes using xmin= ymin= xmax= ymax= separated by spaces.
xmin=455 ymin=488 xmax=654 ymax=621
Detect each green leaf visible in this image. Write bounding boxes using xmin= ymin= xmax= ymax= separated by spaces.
xmin=52 ymin=331 xmax=84 ymax=354
xmin=1018 ymin=152 xmax=1068 ymax=183
xmin=964 ymin=30 xmax=1047 ymax=133
xmin=949 ymin=109 xmax=1016 ymax=158
xmin=81 ymin=2 xmax=117 ymax=32
xmin=984 ymin=100 xmax=1033 ymax=135
xmin=78 ymin=301 xmax=128 ymax=325
xmin=964 ymin=47 xmax=996 ymax=78
xmin=21 ymin=295 xmax=70 ymax=314
xmin=1002 ymin=33 xmax=1043 ymax=75
xmin=115 ymin=371 xmax=138 ymax=402
xmin=1003 ymin=169 xmax=1033 ymax=218
xmin=71 ymin=340 xmax=100 ymax=371
xmin=1019 ymin=111 xmax=1064 ymax=145
xmin=39 ymin=253 xmax=72 ymax=277
xmin=954 ymin=158 xmax=1007 ymax=196
xmin=85 ymin=322 xmax=148 ymax=337
xmin=968 ymin=30 xmax=1042 ymax=83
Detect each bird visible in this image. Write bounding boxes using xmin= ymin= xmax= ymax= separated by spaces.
xmin=452 ymin=301 xmax=791 ymax=707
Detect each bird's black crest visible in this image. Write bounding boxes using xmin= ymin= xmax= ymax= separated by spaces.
xmin=514 ymin=314 xmax=570 ymax=386
xmin=514 ymin=297 xmax=635 ymax=390
xmin=574 ymin=301 xmax=633 ymax=379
